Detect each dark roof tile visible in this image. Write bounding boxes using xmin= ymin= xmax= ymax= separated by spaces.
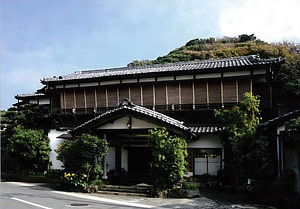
xmin=42 ymin=55 xmax=284 ymax=83
xmin=189 ymin=126 xmax=224 ymax=133
xmin=72 ymin=99 xmax=193 ymax=136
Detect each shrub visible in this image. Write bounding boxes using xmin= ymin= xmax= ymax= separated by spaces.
xmin=56 ymin=133 xmax=108 ymax=191
xmin=148 ymin=128 xmax=187 ymax=194
xmin=2 ymin=125 xmax=50 ymax=174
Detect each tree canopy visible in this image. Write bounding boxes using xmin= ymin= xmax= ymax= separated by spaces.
xmin=2 ymin=125 xmax=51 ymax=174
xmin=214 ymin=93 xmax=276 ymax=191
xmin=56 ymin=133 xmax=108 ymax=181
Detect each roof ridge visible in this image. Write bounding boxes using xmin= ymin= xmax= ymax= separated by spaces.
xmin=78 ymin=55 xmax=260 ymax=75
xmin=42 ymin=55 xmax=284 ymax=83
xmin=72 ymin=99 xmax=190 ymax=135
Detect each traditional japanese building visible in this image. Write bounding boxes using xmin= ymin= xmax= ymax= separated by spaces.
xmin=16 ymin=55 xmax=294 ymax=181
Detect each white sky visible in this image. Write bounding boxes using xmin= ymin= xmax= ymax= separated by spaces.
xmin=1 ymin=0 xmax=300 ymax=109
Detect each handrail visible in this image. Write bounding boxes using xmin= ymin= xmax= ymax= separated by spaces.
xmin=56 ymin=102 xmax=239 ymax=115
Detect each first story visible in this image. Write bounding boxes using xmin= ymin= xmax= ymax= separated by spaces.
xmin=49 ymin=129 xmax=224 ymax=182
xmin=48 ymin=99 xmax=224 ymax=183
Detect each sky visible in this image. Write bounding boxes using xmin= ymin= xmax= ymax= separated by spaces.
xmin=1 ymin=0 xmax=300 ymax=110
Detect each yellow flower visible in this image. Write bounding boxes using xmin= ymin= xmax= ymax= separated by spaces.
xmin=71 ymin=173 xmax=76 ymax=177
xmin=83 ymin=174 xmax=87 ymax=178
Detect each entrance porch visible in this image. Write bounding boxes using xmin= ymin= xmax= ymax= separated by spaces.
xmin=70 ymin=99 xmax=195 ymax=184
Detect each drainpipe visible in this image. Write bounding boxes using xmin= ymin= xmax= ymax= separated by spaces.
xmin=276 ymin=126 xmax=285 ymax=177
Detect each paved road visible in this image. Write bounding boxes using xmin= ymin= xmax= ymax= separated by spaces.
xmin=1 ymin=182 xmax=154 ymax=209
xmin=1 ymin=182 xmax=276 ymax=209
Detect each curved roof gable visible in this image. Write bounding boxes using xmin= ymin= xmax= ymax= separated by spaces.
xmin=71 ymin=99 xmax=195 ymax=138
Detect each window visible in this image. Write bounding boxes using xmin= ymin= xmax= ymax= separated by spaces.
xmin=193 ymin=148 xmax=222 ymax=175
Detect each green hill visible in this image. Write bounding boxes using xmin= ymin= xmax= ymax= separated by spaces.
xmin=128 ymin=34 xmax=300 ymax=95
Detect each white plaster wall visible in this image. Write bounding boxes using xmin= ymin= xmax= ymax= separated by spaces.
xmin=97 ymin=116 xmax=159 ymax=129
xmin=38 ymin=98 xmax=50 ymax=105
xmin=187 ymin=134 xmax=224 ymax=176
xmin=187 ymin=134 xmax=222 ymax=148
xmin=48 ymin=129 xmax=66 ymax=169
xmin=121 ymin=146 xmax=128 ymax=171
xmin=106 ymin=147 xmax=115 ymax=171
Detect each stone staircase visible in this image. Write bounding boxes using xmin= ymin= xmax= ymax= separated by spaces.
xmin=98 ymin=183 xmax=151 ymax=197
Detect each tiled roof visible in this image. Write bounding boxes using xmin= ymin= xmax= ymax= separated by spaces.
xmin=15 ymin=93 xmax=45 ymax=99
xmin=71 ymin=99 xmax=194 ymax=137
xmin=189 ymin=126 xmax=224 ymax=133
xmin=260 ymin=109 xmax=300 ymax=127
xmin=42 ymin=55 xmax=284 ymax=83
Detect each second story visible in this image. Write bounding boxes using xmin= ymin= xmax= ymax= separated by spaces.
xmin=16 ymin=55 xmax=288 ymax=128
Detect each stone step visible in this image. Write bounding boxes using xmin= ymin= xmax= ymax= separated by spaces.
xmin=99 ymin=184 xmax=151 ymax=197
xmin=97 ymin=190 xmax=149 ymax=197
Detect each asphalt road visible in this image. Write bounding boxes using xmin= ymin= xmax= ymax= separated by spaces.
xmin=0 ymin=182 xmax=154 ymax=209
xmin=1 ymin=182 xmax=277 ymax=209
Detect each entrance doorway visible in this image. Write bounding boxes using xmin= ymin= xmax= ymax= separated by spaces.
xmin=127 ymin=147 xmax=152 ymax=181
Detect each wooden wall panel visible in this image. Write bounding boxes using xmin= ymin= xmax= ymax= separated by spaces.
xmin=223 ymin=80 xmax=237 ymax=103
xmin=142 ymin=84 xmax=153 ymax=106
xmin=60 ymin=91 xmax=65 ymax=109
xmin=238 ymin=78 xmax=251 ymax=101
xmin=180 ymin=81 xmax=193 ymax=104
xmin=65 ymin=89 xmax=75 ymax=109
xmin=75 ymin=89 xmax=85 ymax=108
xmin=167 ymin=83 xmax=179 ymax=104
xmin=187 ymin=148 xmax=194 ymax=172
xmin=130 ymin=84 xmax=141 ymax=105
xmin=85 ymin=89 xmax=95 ymax=108
xmin=208 ymin=80 xmax=221 ymax=103
xmin=119 ymin=85 xmax=129 ymax=101
xmin=96 ymin=88 xmax=106 ymax=108
xmin=107 ymin=86 xmax=118 ymax=107
xmin=155 ymin=83 xmax=166 ymax=105
xmin=194 ymin=80 xmax=207 ymax=104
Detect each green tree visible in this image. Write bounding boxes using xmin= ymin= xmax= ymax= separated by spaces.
xmin=2 ymin=125 xmax=51 ymax=174
xmin=215 ymin=92 xmax=263 ymax=187
xmin=148 ymin=128 xmax=187 ymax=193
xmin=56 ymin=133 xmax=108 ymax=181
xmin=1 ymin=104 xmax=49 ymax=154
xmin=215 ymin=92 xmax=261 ymax=144
xmin=276 ymin=55 xmax=300 ymax=95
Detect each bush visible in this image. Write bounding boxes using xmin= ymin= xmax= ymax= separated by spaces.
xmin=148 ymin=128 xmax=187 ymax=194
xmin=182 ymin=182 xmax=200 ymax=191
xmin=56 ymin=134 xmax=108 ymax=182
xmin=2 ymin=125 xmax=50 ymax=174
xmin=271 ymin=169 xmax=300 ymax=209
xmin=56 ymin=133 xmax=108 ymax=191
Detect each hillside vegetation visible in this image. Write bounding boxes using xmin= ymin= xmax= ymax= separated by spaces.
xmin=128 ymin=34 xmax=300 ymax=94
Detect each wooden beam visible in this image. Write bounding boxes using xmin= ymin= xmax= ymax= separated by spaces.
xmin=94 ymin=89 xmax=97 ymax=108
xmin=153 ymin=84 xmax=155 ymax=108
xmin=84 ymin=90 xmax=87 ymax=109
xmin=73 ymin=90 xmax=76 ymax=108
xmin=140 ymin=85 xmax=143 ymax=106
xmin=206 ymin=81 xmax=209 ymax=104
xmin=221 ymin=80 xmax=224 ymax=106
xmin=236 ymin=80 xmax=239 ymax=103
